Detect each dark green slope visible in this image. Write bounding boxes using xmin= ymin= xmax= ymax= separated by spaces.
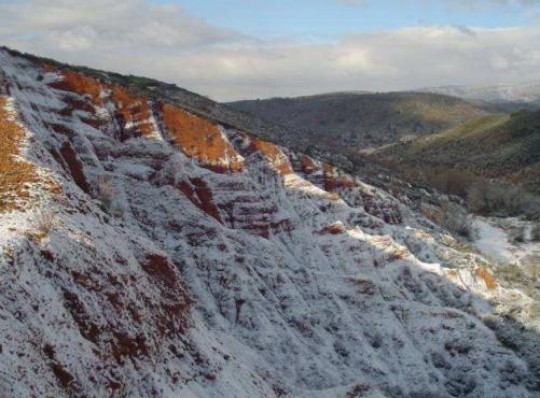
xmin=229 ymin=91 xmax=488 ymax=149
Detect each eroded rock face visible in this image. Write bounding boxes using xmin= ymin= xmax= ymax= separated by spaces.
xmin=46 ymin=66 xmax=156 ymax=139
xmin=0 ymin=49 xmax=538 ymax=398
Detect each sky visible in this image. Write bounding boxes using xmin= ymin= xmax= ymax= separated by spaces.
xmin=1 ymin=0 xmax=540 ymax=101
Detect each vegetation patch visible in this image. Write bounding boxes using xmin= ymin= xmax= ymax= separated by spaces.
xmin=376 ymin=109 xmax=540 ymax=219
xmin=0 ymin=97 xmax=39 ymax=212
xmin=229 ymin=91 xmax=487 ymax=149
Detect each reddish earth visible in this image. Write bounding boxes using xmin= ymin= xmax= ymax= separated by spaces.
xmin=446 ymin=270 xmax=459 ymax=278
xmin=475 ymin=267 xmax=498 ymax=290
xmin=242 ymin=218 xmax=294 ymax=239
xmin=160 ymin=103 xmax=244 ymax=173
xmin=109 ymin=86 xmax=154 ymax=140
xmin=322 ymin=163 xmax=355 ymax=192
xmin=178 ymin=178 xmax=223 ymax=223
xmin=45 ymin=66 xmax=155 ymax=139
xmin=47 ymin=122 xmax=75 ymax=138
xmin=300 ymin=155 xmax=317 ymax=174
xmin=46 ymin=67 xmax=104 ymax=106
xmin=58 ymin=250 xmax=192 ymax=392
xmin=362 ymin=194 xmax=403 ymax=225
xmin=142 ymin=254 xmax=192 ymax=336
xmin=246 ymin=138 xmax=293 ymax=175
xmin=318 ymin=223 xmax=347 ymax=235
xmin=59 ymin=141 xmax=91 ymax=194
xmin=0 ymin=96 xmax=60 ymax=211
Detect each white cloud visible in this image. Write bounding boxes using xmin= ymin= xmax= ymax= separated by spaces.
xmin=2 ymin=1 xmax=540 ymax=101
xmin=338 ymin=0 xmax=540 ymax=8
xmin=0 ymin=0 xmax=243 ymax=50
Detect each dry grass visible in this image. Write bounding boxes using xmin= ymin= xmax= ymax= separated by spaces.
xmin=0 ymin=97 xmax=60 ymax=212
xmin=28 ymin=210 xmax=57 ymax=242
xmin=0 ymin=97 xmax=39 ymax=212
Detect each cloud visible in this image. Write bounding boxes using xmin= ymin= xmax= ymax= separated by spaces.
xmin=335 ymin=0 xmax=369 ymax=5
xmin=0 ymin=0 xmax=244 ymax=50
xmin=338 ymin=0 xmax=540 ymax=9
xmin=449 ymin=0 xmax=540 ymax=11
xmin=2 ymin=1 xmax=540 ymax=101
xmin=138 ymin=25 xmax=540 ymax=101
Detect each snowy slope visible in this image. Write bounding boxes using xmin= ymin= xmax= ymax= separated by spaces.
xmin=474 ymin=216 xmax=540 ymax=271
xmin=0 ymin=49 xmax=538 ymax=397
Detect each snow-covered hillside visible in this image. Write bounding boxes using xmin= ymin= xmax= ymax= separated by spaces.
xmin=0 ymin=49 xmax=539 ymax=397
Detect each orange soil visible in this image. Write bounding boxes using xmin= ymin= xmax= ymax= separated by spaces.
xmin=160 ymin=103 xmax=243 ymax=173
xmin=319 ymin=223 xmax=346 ymax=235
xmin=475 ymin=267 xmax=498 ymax=290
xmin=46 ymin=68 xmax=104 ymax=105
xmin=300 ymin=155 xmax=317 ymax=174
xmin=322 ymin=163 xmax=355 ymax=192
xmin=46 ymin=66 xmax=155 ymax=139
xmin=247 ymin=138 xmax=292 ymax=175
xmin=109 ymin=85 xmax=154 ymax=139
xmin=446 ymin=269 xmax=459 ymax=278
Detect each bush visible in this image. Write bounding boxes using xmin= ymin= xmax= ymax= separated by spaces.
xmin=509 ymin=227 xmax=526 ymax=244
xmin=96 ymin=176 xmax=125 ymax=218
xmin=467 ymin=181 xmax=540 ymax=220
xmin=28 ymin=210 xmax=57 ymax=242
xmin=421 ymin=199 xmax=473 ymax=238
xmin=426 ymin=169 xmax=478 ymax=199
xmin=440 ymin=199 xmax=473 ymax=238
xmin=388 ymin=161 xmax=540 ymax=220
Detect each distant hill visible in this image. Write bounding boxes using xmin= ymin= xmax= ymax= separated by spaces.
xmin=374 ymin=110 xmax=540 ymax=196
xmin=228 ymin=91 xmax=488 ymax=149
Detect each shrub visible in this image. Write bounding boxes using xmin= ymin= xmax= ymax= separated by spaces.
xmin=426 ymin=169 xmax=478 ymax=199
xmin=96 ymin=176 xmax=114 ymax=209
xmin=509 ymin=227 xmax=526 ymax=244
xmin=440 ymin=199 xmax=473 ymax=238
xmin=37 ymin=211 xmax=56 ymax=235
xmin=497 ymin=263 xmax=524 ymax=284
xmin=96 ymin=176 xmax=125 ymax=218
xmin=385 ymin=159 xmax=540 ymax=220
xmin=29 ymin=210 xmax=57 ymax=242
xmin=467 ymin=181 xmax=540 ymax=220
